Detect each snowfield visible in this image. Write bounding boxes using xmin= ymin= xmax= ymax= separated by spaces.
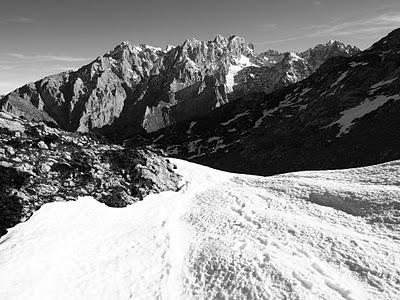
xmin=0 ymin=159 xmax=399 ymax=299
xmin=226 ymin=55 xmax=258 ymax=93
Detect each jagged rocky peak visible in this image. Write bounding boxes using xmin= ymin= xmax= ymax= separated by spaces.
xmin=107 ymin=40 xmax=162 ymax=55
xmin=104 ymin=40 xmax=137 ymax=61
xmin=138 ymin=27 xmax=400 ymax=177
xmin=300 ymin=40 xmax=360 ymax=70
xmin=213 ymin=33 xmax=228 ymax=46
xmin=228 ymin=35 xmax=255 ymax=57
xmin=1 ymin=33 xmax=362 ymax=137
xmin=254 ymin=40 xmax=360 ymax=69
xmin=306 ymin=40 xmax=360 ymax=54
xmin=256 ymin=49 xmax=285 ymax=66
xmin=180 ymin=34 xmax=254 ymax=60
xmin=286 ymin=52 xmax=304 ymax=61
xmin=104 ymin=40 xmax=162 ymax=65
xmin=165 ymin=44 xmax=176 ymax=52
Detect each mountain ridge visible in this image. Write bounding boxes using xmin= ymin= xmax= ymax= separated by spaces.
xmin=0 ymin=35 xmax=359 ymax=137
xmin=130 ymin=28 xmax=400 ymax=176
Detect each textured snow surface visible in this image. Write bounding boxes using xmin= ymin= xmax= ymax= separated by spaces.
xmin=0 ymin=159 xmax=400 ymax=300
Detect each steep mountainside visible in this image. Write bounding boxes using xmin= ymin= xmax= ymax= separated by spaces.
xmin=131 ymin=28 xmax=400 ymax=176
xmin=0 ymin=37 xmax=358 ymax=137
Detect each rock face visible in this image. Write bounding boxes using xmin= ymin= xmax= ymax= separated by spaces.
xmin=1 ymin=37 xmax=358 ymax=137
xmin=130 ymin=28 xmax=400 ymax=176
xmin=301 ymin=40 xmax=360 ymax=70
xmin=0 ymin=112 xmax=181 ymax=236
xmin=230 ymin=42 xmax=359 ymax=98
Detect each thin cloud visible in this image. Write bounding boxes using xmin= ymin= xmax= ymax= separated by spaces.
xmin=7 ymin=53 xmax=90 ymax=63
xmin=263 ymin=23 xmax=278 ymax=29
xmin=258 ymin=23 xmax=278 ymax=32
xmin=255 ymin=12 xmax=400 ymax=45
xmin=0 ymin=17 xmax=34 ymax=24
xmin=372 ymin=14 xmax=400 ymax=25
xmin=0 ymin=64 xmax=77 ymax=72
xmin=0 ymin=81 xmax=22 ymax=94
xmin=313 ymin=1 xmax=322 ymax=6
xmin=46 ymin=65 xmax=78 ymax=72
xmin=0 ymin=65 xmax=15 ymax=71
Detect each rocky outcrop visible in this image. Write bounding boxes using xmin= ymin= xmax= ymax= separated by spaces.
xmin=230 ymin=42 xmax=360 ymax=98
xmin=130 ymin=28 xmax=400 ymax=176
xmin=301 ymin=40 xmax=360 ymax=70
xmin=1 ymin=37 xmax=359 ymax=138
xmin=230 ymin=52 xmax=312 ymax=97
xmin=0 ymin=112 xmax=181 ymax=236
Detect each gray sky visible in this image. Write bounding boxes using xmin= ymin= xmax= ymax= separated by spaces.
xmin=1 ymin=0 xmax=400 ymax=94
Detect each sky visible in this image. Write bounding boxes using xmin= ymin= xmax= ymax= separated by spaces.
xmin=1 ymin=0 xmax=400 ymax=94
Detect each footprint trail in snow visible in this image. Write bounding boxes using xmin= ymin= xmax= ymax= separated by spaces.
xmin=0 ymin=159 xmax=399 ymax=299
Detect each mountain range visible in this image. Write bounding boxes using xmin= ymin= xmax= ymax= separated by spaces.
xmin=131 ymin=28 xmax=400 ymax=176
xmin=0 ymin=36 xmax=358 ymax=138
xmin=0 ymin=25 xmax=400 ymax=300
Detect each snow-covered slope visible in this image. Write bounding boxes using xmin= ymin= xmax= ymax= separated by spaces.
xmin=0 ymin=159 xmax=399 ymax=299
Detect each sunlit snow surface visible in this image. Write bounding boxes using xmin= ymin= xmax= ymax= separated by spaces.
xmin=1 ymin=159 xmax=400 ymax=299
xmin=226 ymin=55 xmax=258 ymax=93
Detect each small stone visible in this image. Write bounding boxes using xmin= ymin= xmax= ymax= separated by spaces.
xmin=53 ymin=196 xmax=66 ymax=202
xmin=16 ymin=163 xmax=35 ymax=175
xmin=63 ymin=153 xmax=72 ymax=160
xmin=39 ymin=163 xmax=52 ymax=173
xmin=12 ymin=157 xmax=22 ymax=163
xmin=4 ymin=145 xmax=15 ymax=156
xmin=37 ymin=141 xmax=48 ymax=150
xmin=0 ymin=160 xmax=12 ymax=168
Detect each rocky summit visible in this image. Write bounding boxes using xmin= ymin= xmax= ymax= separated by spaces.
xmin=131 ymin=28 xmax=400 ymax=176
xmin=0 ymin=112 xmax=181 ymax=237
xmin=0 ymin=36 xmax=358 ymax=138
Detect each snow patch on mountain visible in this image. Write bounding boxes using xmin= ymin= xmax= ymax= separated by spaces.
xmin=143 ymin=45 xmax=163 ymax=52
xmin=187 ymin=121 xmax=197 ymax=134
xmin=289 ymin=52 xmax=303 ymax=61
xmin=226 ymin=55 xmax=259 ymax=93
xmin=349 ymin=61 xmax=369 ymax=67
xmin=299 ymin=87 xmax=312 ymax=97
xmin=184 ymin=57 xmax=200 ymax=71
xmin=220 ymin=111 xmax=250 ymax=126
xmin=330 ymin=71 xmax=349 ymax=88
xmin=368 ymin=77 xmax=398 ymax=95
xmin=330 ymin=94 xmax=400 ymax=136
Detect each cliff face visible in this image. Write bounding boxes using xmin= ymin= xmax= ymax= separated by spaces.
xmin=1 ymin=36 xmax=359 ymax=137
